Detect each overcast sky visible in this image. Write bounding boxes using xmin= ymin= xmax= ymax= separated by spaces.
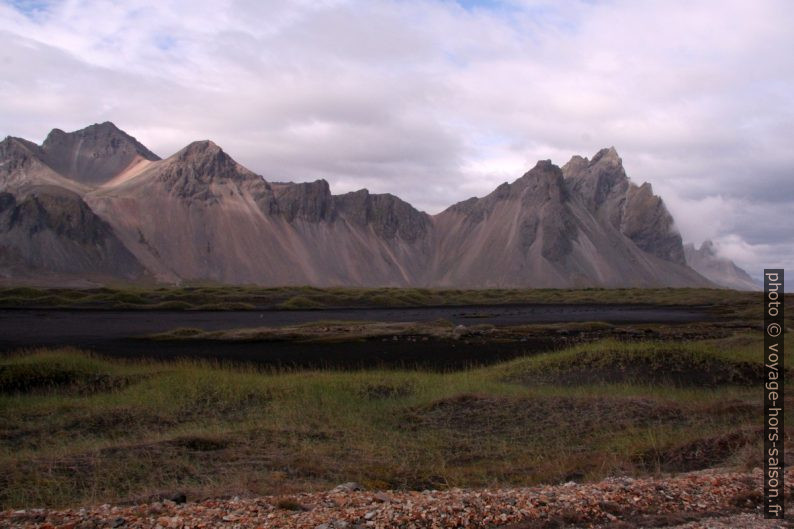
xmin=1 ymin=0 xmax=792 ymax=279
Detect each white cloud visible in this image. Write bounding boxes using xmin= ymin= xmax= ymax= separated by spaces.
xmin=1 ymin=0 xmax=793 ymax=272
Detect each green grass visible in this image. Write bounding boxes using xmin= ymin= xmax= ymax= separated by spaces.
xmin=1 ymin=286 xmax=788 ymax=323
xmin=0 ymin=333 xmax=787 ymax=509
xmin=497 ymin=334 xmax=787 ymax=387
xmin=146 ymin=319 xmax=458 ymax=343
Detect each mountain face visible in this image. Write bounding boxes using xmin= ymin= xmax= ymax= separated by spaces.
xmin=684 ymin=240 xmax=760 ymax=291
xmin=40 ymin=122 xmax=160 ymax=186
xmin=0 ymin=134 xmax=146 ymax=284
xmin=562 ymin=148 xmax=685 ymax=264
xmin=0 ymin=123 xmax=714 ymax=288
xmin=430 ymin=153 xmax=705 ymax=288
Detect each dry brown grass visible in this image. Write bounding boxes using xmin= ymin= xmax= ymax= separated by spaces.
xmin=0 ymin=334 xmax=788 ymax=509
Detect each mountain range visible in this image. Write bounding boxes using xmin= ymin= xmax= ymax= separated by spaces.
xmin=0 ymin=122 xmax=754 ymax=289
xmin=684 ymin=240 xmax=760 ymax=291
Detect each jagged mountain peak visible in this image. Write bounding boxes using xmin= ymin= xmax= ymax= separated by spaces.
xmin=0 ymin=137 xmax=42 ymax=187
xmin=512 ymin=160 xmax=567 ymax=205
xmin=591 ymin=145 xmax=621 ymax=165
xmin=43 ymin=122 xmax=159 ymax=160
xmin=561 ymin=154 xmax=589 ymax=175
xmin=521 ymin=159 xmax=563 ymax=179
xmin=442 ymin=159 xmax=566 ymax=219
xmin=176 ymin=139 xmax=222 ymax=157
xmin=558 ymin=148 xmax=686 ymax=265
xmin=0 ymin=135 xmax=90 ymax=194
xmin=141 ymin=139 xmax=267 ymax=202
xmin=621 ymin=181 xmax=685 ymax=264
xmin=45 ymin=121 xmax=121 ymax=140
xmin=564 ymin=146 xmax=623 ymax=174
xmin=0 ymin=135 xmax=40 ymax=159
xmin=516 ymin=159 xmax=563 ymax=182
xmin=172 ymin=140 xmax=232 ymax=170
xmin=696 ymin=239 xmax=717 ymax=255
xmin=165 ymin=139 xmax=265 ymax=182
xmin=476 ymin=159 xmax=564 ymax=196
xmin=562 ymin=147 xmax=628 ymax=214
xmin=39 ymin=122 xmax=160 ymax=186
xmin=629 ymin=180 xmax=657 ymax=199
xmin=684 ymin=240 xmax=759 ymax=290
xmin=562 ymin=146 xmax=623 ymax=181
xmin=2 ymin=135 xmax=25 ymax=146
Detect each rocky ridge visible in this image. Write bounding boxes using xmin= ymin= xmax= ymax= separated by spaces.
xmin=0 ymin=131 xmax=147 ymax=284
xmin=684 ymin=240 xmax=760 ymax=291
xmin=562 ymin=147 xmax=686 ymax=264
xmin=0 ymin=123 xmax=737 ymax=288
xmin=40 ymin=122 xmax=160 ymax=186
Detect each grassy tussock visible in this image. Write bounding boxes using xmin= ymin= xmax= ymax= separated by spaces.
xmin=497 ymin=336 xmax=785 ymax=387
xmin=0 ymin=335 xmax=788 ymax=509
xmin=2 ymin=285 xmax=787 ymax=320
xmin=147 ymin=319 xmax=458 ymax=343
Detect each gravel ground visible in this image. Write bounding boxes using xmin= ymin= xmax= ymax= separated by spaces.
xmin=1 ymin=468 xmax=790 ymax=529
xmin=662 ymin=512 xmax=789 ymax=528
